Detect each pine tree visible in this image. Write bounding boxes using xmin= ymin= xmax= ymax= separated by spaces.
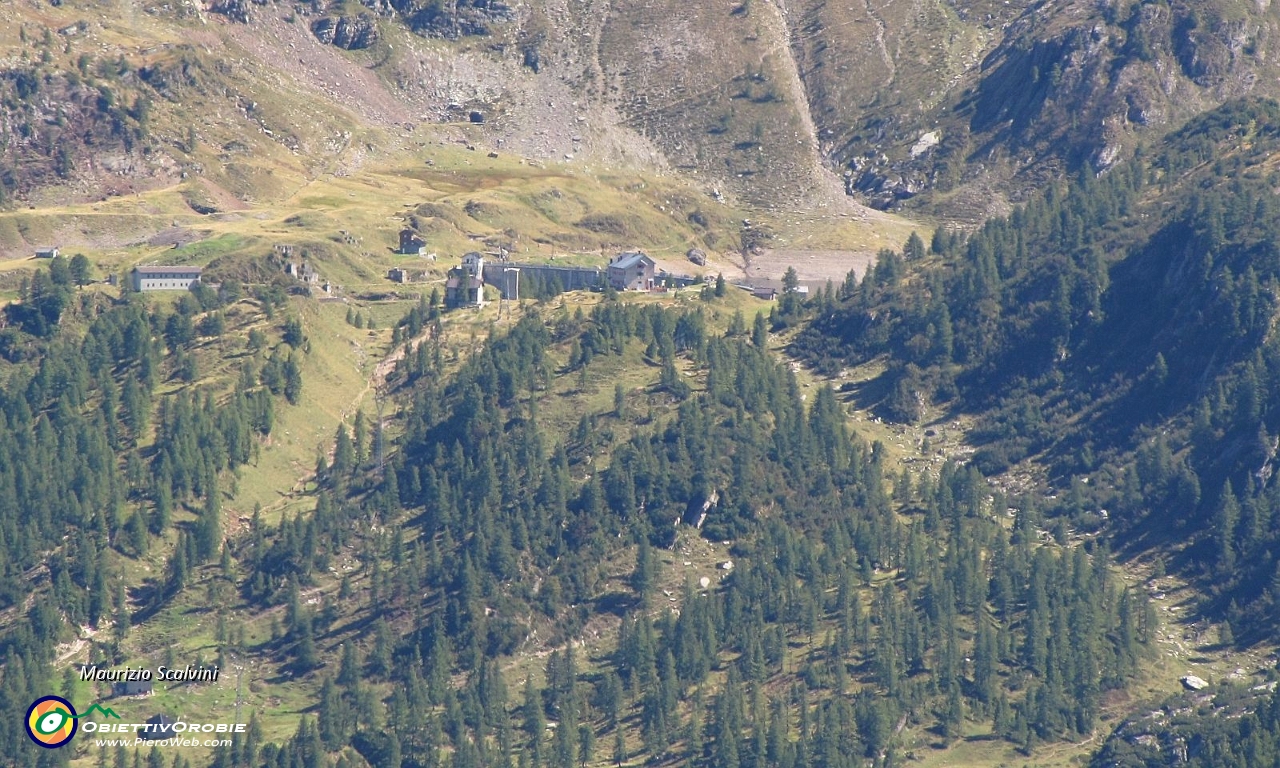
xmin=632 ymin=537 xmax=656 ymax=605
xmin=613 ymin=728 xmax=626 ymax=766
xmin=386 ymin=731 xmax=402 ymax=768
xmin=195 ymin=476 xmax=221 ymax=563
xmin=69 ymin=254 xmax=92 ymax=286
xmin=318 ymin=676 xmax=342 ymax=749
xmin=578 ymin=724 xmax=594 ymax=768
xmin=904 ymin=231 xmax=925 ymax=261
xmin=752 ymin=313 xmax=767 ymax=348
xmin=114 ymin=581 xmax=130 ymax=641
xmin=338 ymin=643 xmax=359 ymax=687
xmin=293 ymin=617 xmax=318 ymax=673
xmin=524 ymin=676 xmax=545 ymax=758
xmin=164 ymin=538 xmax=188 ymax=599
xmin=333 ymin=424 xmax=354 ymax=477
xmin=1215 ymin=481 xmax=1240 ymax=578
xmin=283 ymin=353 xmax=303 ymax=404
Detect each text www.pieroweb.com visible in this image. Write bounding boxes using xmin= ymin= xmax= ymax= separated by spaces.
xmin=93 ymin=737 xmax=233 ymax=748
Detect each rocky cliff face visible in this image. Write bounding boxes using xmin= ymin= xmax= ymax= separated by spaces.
xmin=0 ymin=64 xmax=173 ymax=202
xmin=790 ymin=0 xmax=1280 ymax=212
xmin=400 ymin=0 xmax=514 ymax=38
xmin=355 ymin=0 xmax=1280 ymax=213
xmin=7 ymin=0 xmax=1280 ymax=217
xmin=190 ymin=0 xmax=859 ymax=210
xmin=208 ymin=0 xmax=265 ymax=24
xmin=311 ymin=15 xmax=379 ymax=49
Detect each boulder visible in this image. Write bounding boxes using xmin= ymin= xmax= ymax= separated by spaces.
xmin=209 ymin=0 xmax=253 ymax=23
xmin=312 ymin=15 xmax=380 ymax=49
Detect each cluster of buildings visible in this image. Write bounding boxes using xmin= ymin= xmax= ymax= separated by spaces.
xmin=435 ymin=250 xmax=661 ymax=309
xmin=98 ymin=228 xmax=697 ymax=308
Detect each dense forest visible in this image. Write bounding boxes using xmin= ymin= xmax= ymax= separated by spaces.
xmin=186 ymin=298 xmax=1158 ymax=768
xmin=1091 ymin=683 xmax=1280 ymax=768
xmin=795 ymin=97 xmax=1280 ymax=642
xmin=0 ymin=258 xmax=301 ymax=766
xmin=12 ymin=100 xmax=1280 ymax=768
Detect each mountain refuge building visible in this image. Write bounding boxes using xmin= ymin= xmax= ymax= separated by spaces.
xmin=131 ymin=266 xmax=203 ymax=291
xmin=399 ymin=228 xmax=426 ymax=255
xmin=608 ymin=252 xmax=655 ymax=291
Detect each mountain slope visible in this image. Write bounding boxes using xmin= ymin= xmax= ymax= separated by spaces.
xmin=7 ymin=2 xmax=1280 ymax=768
xmin=793 ymin=96 xmax=1280 ymax=645
xmin=793 ymin=0 xmax=1280 ymax=212
xmin=10 ymin=0 xmax=1280 ymax=220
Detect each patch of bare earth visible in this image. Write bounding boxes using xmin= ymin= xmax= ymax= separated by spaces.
xmin=746 ymin=248 xmax=877 ymax=286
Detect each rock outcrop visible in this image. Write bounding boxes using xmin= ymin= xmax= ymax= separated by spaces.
xmin=208 ymin=0 xmax=259 ymax=23
xmin=404 ymin=0 xmax=513 ymax=38
xmin=311 ymin=15 xmax=379 ymax=50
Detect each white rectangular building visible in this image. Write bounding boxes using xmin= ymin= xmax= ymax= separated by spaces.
xmin=131 ymin=265 xmax=203 ymax=291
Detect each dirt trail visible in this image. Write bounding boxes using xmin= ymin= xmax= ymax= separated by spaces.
xmin=253 ymin=323 xmax=431 ymax=519
xmin=861 ymin=0 xmax=896 ymax=86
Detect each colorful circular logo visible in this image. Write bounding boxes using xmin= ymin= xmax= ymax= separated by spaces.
xmin=25 ymin=696 xmax=78 ymax=748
